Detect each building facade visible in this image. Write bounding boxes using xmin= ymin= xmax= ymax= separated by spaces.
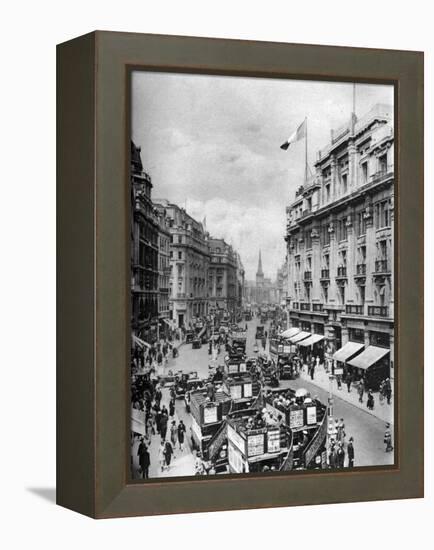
xmin=156 ymin=206 xmax=172 ymax=336
xmin=131 ymin=141 xmax=160 ymax=342
xmin=285 ymin=104 xmax=394 ymax=381
xmin=208 ymin=238 xmax=238 ymax=314
xmin=155 ymin=200 xmax=210 ymax=328
xmin=235 ymin=252 xmax=246 ymax=309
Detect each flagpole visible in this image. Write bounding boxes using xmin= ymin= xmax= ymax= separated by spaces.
xmin=305 ymin=117 xmax=308 ymax=185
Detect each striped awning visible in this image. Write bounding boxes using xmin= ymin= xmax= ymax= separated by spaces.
xmin=333 ymin=342 xmax=364 ymax=363
xmin=347 ymin=346 xmax=389 ymax=370
xmin=298 ymin=334 xmax=324 ymax=347
xmin=132 ymin=335 xmax=151 ymax=349
xmin=280 ymin=327 xmax=301 ymax=339
xmin=290 ymin=331 xmax=311 ymax=343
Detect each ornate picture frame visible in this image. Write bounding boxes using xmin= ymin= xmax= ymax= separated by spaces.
xmin=57 ymin=31 xmax=423 ymax=518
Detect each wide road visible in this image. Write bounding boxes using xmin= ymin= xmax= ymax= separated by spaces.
xmin=132 ymin=315 xmax=393 ymax=478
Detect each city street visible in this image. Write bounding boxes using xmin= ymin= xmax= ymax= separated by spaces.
xmin=132 ymin=316 xmax=393 ymax=479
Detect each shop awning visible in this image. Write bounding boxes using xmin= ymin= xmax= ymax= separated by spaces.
xmin=347 ymin=346 xmax=389 ymax=370
xmin=280 ymin=327 xmax=301 ymax=339
xmin=162 ymin=318 xmax=173 ymax=327
xmin=333 ymin=342 xmax=364 ymax=363
xmin=290 ymin=331 xmax=311 ymax=343
xmin=298 ymin=334 xmax=325 ymax=347
xmin=132 ymin=335 xmax=151 ymax=349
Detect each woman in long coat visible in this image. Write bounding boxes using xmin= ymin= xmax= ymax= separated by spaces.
xmin=177 ymin=420 xmax=186 ymax=451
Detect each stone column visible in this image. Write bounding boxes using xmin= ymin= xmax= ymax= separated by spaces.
xmin=328 ymin=221 xmax=338 ymax=305
xmin=330 ymin=156 xmax=337 ymax=201
xmin=389 ymin=192 xmax=394 ymax=316
xmin=348 ymin=141 xmax=357 ymax=191
xmin=346 ymin=216 xmax=356 ymax=304
xmin=364 ymin=202 xmax=375 ymax=316
xmin=311 ymin=227 xmax=321 ymax=303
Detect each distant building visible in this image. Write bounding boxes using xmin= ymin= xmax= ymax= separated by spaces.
xmin=285 ymin=103 xmax=394 ymax=385
xmin=235 ymin=252 xmax=246 ymax=309
xmin=246 ymin=250 xmax=278 ymax=306
xmin=155 ymin=200 xmax=210 ymax=328
xmin=208 ymin=238 xmax=238 ymax=313
xmin=130 ymin=141 xmax=159 ymax=342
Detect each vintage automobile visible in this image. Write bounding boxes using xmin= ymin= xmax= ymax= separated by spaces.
xmin=192 ymin=337 xmax=202 ymax=349
xmin=255 ymin=325 xmax=265 ymax=340
xmin=174 ymin=371 xmax=203 ymax=398
xmin=185 ymin=331 xmax=195 ymax=344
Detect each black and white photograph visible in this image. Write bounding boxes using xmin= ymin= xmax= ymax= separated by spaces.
xmin=129 ymin=71 xmax=395 ymax=480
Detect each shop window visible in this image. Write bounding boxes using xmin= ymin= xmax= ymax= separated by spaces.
xmin=314 ymin=323 xmax=324 ymax=335
xmin=349 ymin=328 xmax=364 ymax=343
xmin=370 ymin=331 xmax=390 ymax=348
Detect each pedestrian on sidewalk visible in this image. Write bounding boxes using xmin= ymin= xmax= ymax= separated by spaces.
xmin=170 ymin=420 xmax=178 ymax=453
xmin=384 ymin=378 xmax=392 ymax=405
xmin=357 ymin=379 xmax=365 ymax=403
xmin=137 ymin=439 xmax=150 ymax=479
xmin=146 ymin=415 xmax=155 ymax=437
xmin=345 ymin=374 xmax=351 ymax=393
xmin=336 ymin=441 xmax=345 ymax=468
xmin=328 ymin=442 xmax=337 ymax=469
xmin=337 ymin=418 xmax=346 ymax=443
xmin=159 ymin=440 xmax=166 ymax=472
xmin=177 ymin=420 xmax=186 ymax=451
xmin=336 ymin=374 xmax=342 ymax=390
xmin=164 ymin=440 xmax=174 ymax=471
xmin=384 ymin=423 xmax=394 ymax=452
xmin=160 ymin=410 xmax=168 ymax=441
xmin=347 ymin=437 xmax=355 ymax=468
xmin=367 ymin=390 xmax=375 ymax=410
xmin=309 ymin=361 xmax=315 ymax=381
xmin=169 ymin=397 xmax=175 ymax=418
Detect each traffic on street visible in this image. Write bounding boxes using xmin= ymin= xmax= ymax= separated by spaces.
xmin=131 ymin=308 xmax=394 ymax=480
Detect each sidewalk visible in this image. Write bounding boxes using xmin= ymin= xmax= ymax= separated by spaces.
xmin=132 ymin=386 xmax=196 ymax=479
xmin=298 ymin=366 xmax=394 ymax=425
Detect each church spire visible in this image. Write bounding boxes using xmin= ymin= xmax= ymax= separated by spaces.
xmin=257 ymin=249 xmax=264 ymax=277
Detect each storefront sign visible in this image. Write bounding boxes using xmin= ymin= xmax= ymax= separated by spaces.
xmin=283 ymin=345 xmax=292 ymax=354
xmin=203 ymin=404 xmax=217 ymax=424
xmin=244 ymin=383 xmax=252 ymax=398
xmin=230 ymin=385 xmax=242 ymax=399
xmin=267 ymin=428 xmax=281 ymax=453
xmin=289 ymin=408 xmax=304 ymax=429
xmin=306 ymin=406 xmax=317 ymax=425
xmin=247 ymin=433 xmax=265 ymax=457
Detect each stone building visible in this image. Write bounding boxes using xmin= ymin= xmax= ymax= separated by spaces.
xmin=130 ymin=141 xmax=160 ymax=342
xmin=156 ymin=206 xmax=172 ymax=337
xmin=207 ymin=238 xmax=238 ymax=313
xmin=235 ymin=252 xmax=246 ymax=309
xmin=155 ymin=200 xmax=210 ymax=328
xmin=285 ymin=103 xmax=394 ymax=385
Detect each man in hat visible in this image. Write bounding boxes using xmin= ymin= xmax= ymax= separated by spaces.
xmin=137 ymin=437 xmax=151 ymax=479
xmin=347 ymin=437 xmax=355 ymax=468
xmin=384 ymin=423 xmax=393 ymax=452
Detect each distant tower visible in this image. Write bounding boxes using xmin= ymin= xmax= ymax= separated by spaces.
xmin=256 ymin=250 xmax=264 ymax=305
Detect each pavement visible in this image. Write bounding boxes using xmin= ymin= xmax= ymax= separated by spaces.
xmin=297 ymin=364 xmax=394 ymax=425
xmin=131 ymin=386 xmax=197 ymax=479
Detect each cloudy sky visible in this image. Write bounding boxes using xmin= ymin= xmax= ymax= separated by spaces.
xmin=132 ymin=72 xmax=393 ymax=280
